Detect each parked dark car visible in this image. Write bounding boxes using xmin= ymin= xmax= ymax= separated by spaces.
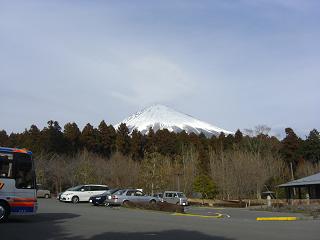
xmin=89 ymin=188 xmax=120 ymax=206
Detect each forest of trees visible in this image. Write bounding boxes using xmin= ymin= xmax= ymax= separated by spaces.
xmin=1 ymin=120 xmax=320 ymax=200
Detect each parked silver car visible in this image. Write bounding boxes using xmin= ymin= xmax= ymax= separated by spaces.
xmin=36 ymin=184 xmax=51 ymax=198
xmin=107 ymin=189 xmax=159 ymax=206
xmin=162 ymin=191 xmax=188 ymax=206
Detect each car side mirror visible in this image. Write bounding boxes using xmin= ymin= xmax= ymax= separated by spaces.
xmin=81 ymin=189 xmax=85 ymax=192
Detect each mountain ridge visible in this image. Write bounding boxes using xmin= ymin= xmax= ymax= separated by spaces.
xmin=115 ymin=104 xmax=233 ymax=137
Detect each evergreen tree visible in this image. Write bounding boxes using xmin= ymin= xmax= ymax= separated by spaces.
xmin=302 ymin=129 xmax=320 ymax=164
xmin=108 ymin=125 xmax=117 ymax=154
xmin=80 ymin=123 xmax=99 ymax=153
xmin=64 ymin=122 xmax=81 ymax=154
xmin=115 ymin=123 xmax=131 ymax=156
xmin=234 ymin=129 xmax=243 ymax=144
xmin=193 ymin=174 xmax=217 ymax=199
xmin=176 ymin=130 xmax=189 ymax=155
xmin=197 ymin=133 xmax=210 ymax=174
xmin=131 ymin=129 xmax=144 ymax=161
xmin=98 ymin=120 xmax=114 ymax=157
xmin=224 ymin=134 xmax=235 ymax=150
xmin=280 ymin=128 xmax=303 ymax=171
xmin=8 ymin=133 xmax=23 ymax=148
xmin=217 ymin=132 xmax=226 ymax=152
xmin=41 ymin=120 xmax=66 ymax=153
xmin=23 ymin=125 xmax=41 ymax=153
xmin=0 ymin=130 xmax=9 ymax=146
xmin=145 ymin=127 xmax=156 ymax=153
xmin=154 ymin=129 xmax=177 ymax=156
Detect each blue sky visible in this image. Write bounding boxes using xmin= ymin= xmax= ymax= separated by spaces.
xmin=0 ymin=0 xmax=319 ymax=138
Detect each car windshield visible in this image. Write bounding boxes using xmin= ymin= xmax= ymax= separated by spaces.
xmin=100 ymin=191 xmax=110 ymax=196
xmin=67 ymin=185 xmax=83 ymax=191
xmin=113 ymin=189 xmax=125 ymax=195
xmin=108 ymin=189 xmax=120 ymax=194
xmin=177 ymin=193 xmax=186 ymax=198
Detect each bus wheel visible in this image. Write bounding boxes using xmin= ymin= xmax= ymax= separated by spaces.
xmin=0 ymin=202 xmax=10 ymax=223
xmin=45 ymin=194 xmax=50 ymax=199
xmin=72 ymin=196 xmax=79 ymax=204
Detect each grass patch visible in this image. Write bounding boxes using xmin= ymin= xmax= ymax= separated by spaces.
xmin=254 ymin=205 xmax=320 ymax=219
xmin=123 ymin=201 xmax=185 ymax=213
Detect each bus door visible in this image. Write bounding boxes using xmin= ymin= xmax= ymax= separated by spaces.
xmin=12 ymin=152 xmax=37 ymax=214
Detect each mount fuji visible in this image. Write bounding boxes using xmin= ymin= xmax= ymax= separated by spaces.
xmin=115 ymin=104 xmax=233 ymax=137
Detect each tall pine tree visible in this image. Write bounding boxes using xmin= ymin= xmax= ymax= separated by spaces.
xmin=64 ymin=122 xmax=81 ymax=154
xmin=80 ymin=123 xmax=99 ymax=153
xmin=302 ymin=129 xmax=320 ymax=164
xmin=98 ymin=120 xmax=114 ymax=157
xmin=280 ymin=128 xmax=303 ymax=173
xmin=115 ymin=123 xmax=131 ymax=156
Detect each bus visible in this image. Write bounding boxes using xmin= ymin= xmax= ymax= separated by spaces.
xmin=0 ymin=147 xmax=37 ymax=222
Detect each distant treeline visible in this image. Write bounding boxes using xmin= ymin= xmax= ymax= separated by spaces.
xmin=0 ymin=121 xmax=319 ymax=199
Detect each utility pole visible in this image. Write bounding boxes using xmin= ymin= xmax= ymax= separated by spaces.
xmin=290 ymin=162 xmax=296 ymax=195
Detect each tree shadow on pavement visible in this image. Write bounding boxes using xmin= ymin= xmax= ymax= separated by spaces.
xmin=1 ymin=213 xmax=234 ymax=240
xmin=0 ymin=213 xmax=80 ymax=239
xmin=67 ymin=230 xmax=234 ymax=240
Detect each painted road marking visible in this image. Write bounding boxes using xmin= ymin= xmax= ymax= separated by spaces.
xmin=172 ymin=212 xmax=223 ymax=218
xmin=256 ymin=217 xmax=298 ymax=221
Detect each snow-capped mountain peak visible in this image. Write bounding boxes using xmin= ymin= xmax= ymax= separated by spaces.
xmin=115 ymin=104 xmax=233 ymax=137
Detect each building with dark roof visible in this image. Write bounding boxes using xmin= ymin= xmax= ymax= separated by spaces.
xmin=278 ymin=172 xmax=320 ymax=200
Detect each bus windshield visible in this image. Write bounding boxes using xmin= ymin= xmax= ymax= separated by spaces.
xmin=0 ymin=151 xmax=36 ymax=189
xmin=14 ymin=152 xmax=36 ymax=189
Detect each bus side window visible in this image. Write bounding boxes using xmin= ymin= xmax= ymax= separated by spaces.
xmin=0 ymin=158 xmax=13 ymax=178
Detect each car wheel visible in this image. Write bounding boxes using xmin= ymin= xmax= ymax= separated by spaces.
xmin=105 ymin=203 xmax=110 ymax=207
xmin=72 ymin=196 xmax=79 ymax=204
xmin=45 ymin=194 xmax=50 ymax=199
xmin=149 ymin=200 xmax=156 ymax=205
xmin=0 ymin=202 xmax=10 ymax=223
xmin=123 ymin=200 xmax=129 ymax=207
xmin=176 ymin=202 xmax=180 ymax=205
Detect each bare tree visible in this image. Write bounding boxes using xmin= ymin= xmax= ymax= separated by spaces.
xmin=210 ymin=148 xmax=285 ymax=200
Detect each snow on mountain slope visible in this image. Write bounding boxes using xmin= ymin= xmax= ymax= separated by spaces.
xmin=115 ymin=104 xmax=233 ymax=137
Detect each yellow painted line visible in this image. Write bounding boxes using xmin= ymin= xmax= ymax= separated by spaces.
xmin=172 ymin=212 xmax=223 ymax=218
xmin=256 ymin=217 xmax=298 ymax=221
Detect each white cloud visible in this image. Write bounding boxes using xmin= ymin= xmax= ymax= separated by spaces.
xmin=241 ymin=0 xmax=313 ymax=11
xmin=111 ymin=56 xmax=195 ymax=106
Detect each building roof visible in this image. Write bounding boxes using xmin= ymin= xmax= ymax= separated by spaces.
xmin=278 ymin=172 xmax=320 ymax=187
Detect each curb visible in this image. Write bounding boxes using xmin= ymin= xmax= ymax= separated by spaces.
xmin=172 ymin=212 xmax=223 ymax=218
xmin=256 ymin=217 xmax=298 ymax=221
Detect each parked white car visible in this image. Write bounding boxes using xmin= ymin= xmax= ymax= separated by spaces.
xmin=60 ymin=184 xmax=109 ymax=203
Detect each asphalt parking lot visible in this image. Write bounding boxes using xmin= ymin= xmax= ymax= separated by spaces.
xmin=1 ymin=199 xmax=320 ymax=240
